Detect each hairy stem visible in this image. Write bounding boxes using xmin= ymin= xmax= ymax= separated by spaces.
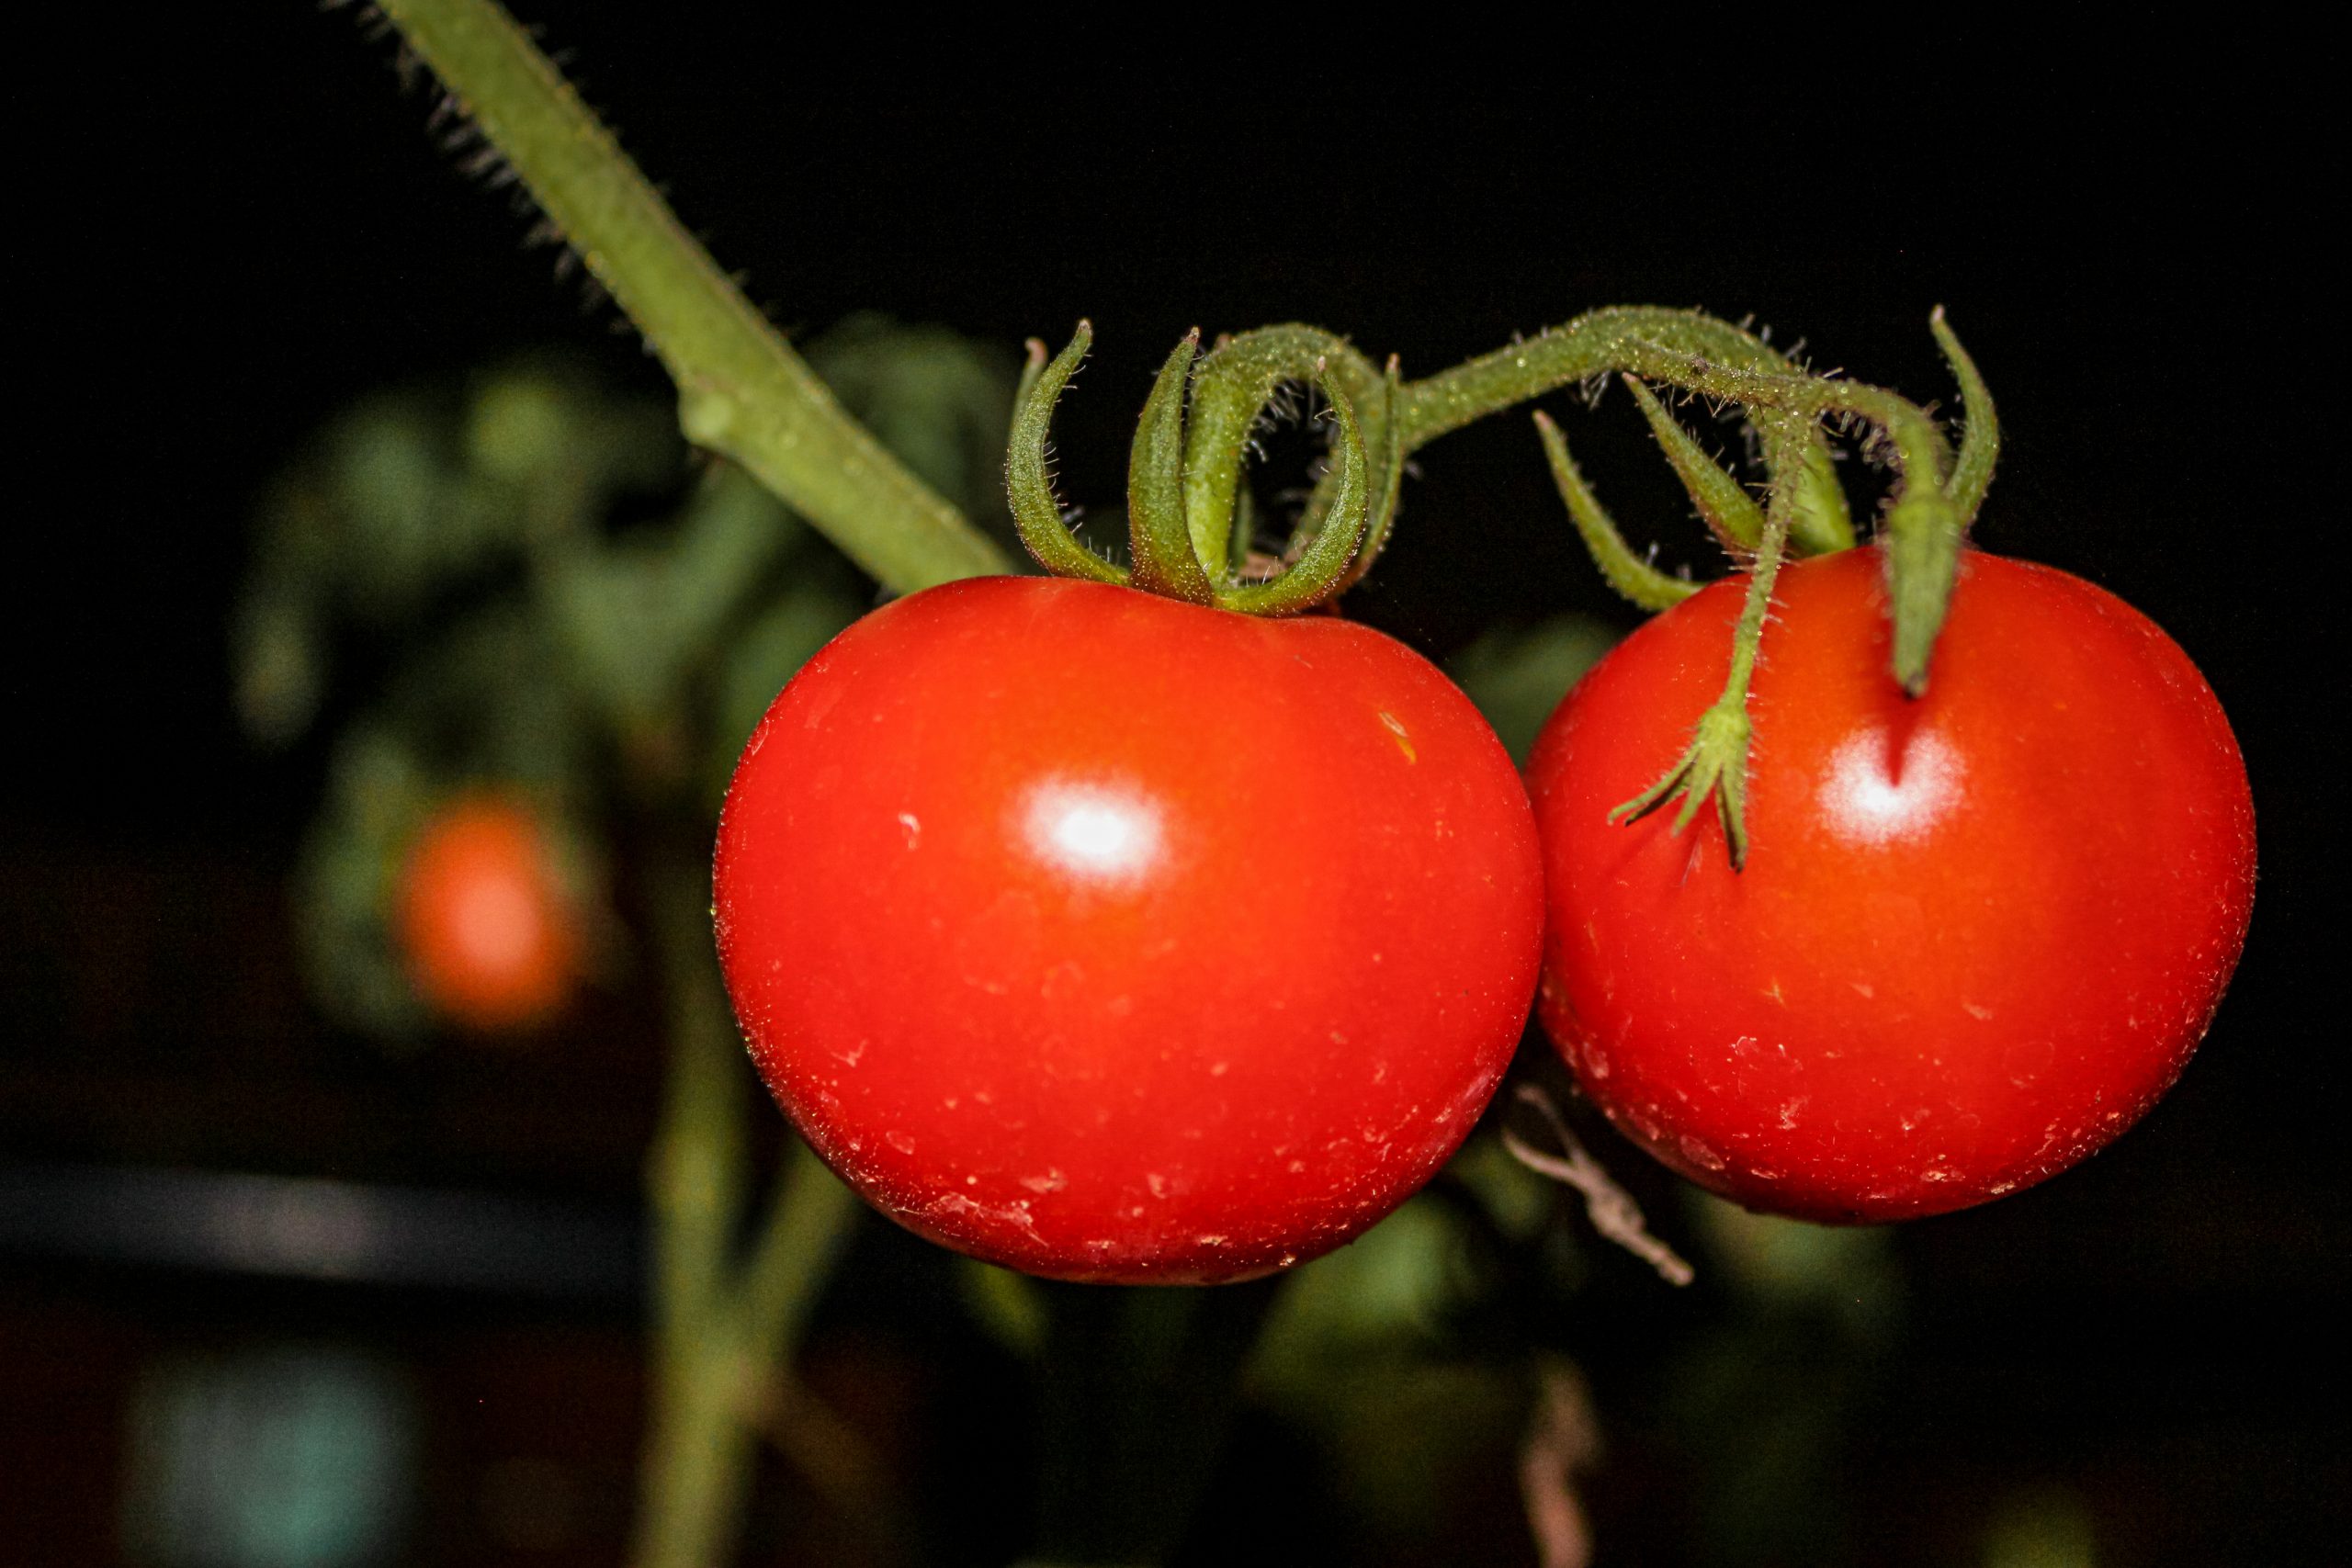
xmin=373 ymin=0 xmax=1010 ymax=592
xmin=1397 ymin=308 xmax=1854 ymax=555
xmin=1611 ymin=455 xmax=1803 ymax=869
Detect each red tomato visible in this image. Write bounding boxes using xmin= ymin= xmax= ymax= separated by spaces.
xmin=397 ymin=795 xmax=581 ymax=1032
xmin=715 ymin=576 xmax=1544 ymax=1283
xmin=1528 ymin=547 xmax=2254 ymax=1223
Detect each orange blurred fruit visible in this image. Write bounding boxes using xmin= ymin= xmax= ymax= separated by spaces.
xmin=396 ymin=795 xmax=581 ymax=1031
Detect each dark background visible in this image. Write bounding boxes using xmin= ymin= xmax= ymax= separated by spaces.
xmin=5 ymin=8 xmax=2341 ymax=1564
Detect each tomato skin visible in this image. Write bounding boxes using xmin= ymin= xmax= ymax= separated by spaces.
xmin=1528 ymin=547 xmax=2255 ymax=1224
xmin=715 ymin=576 xmax=1544 ymax=1283
xmin=397 ymin=795 xmax=581 ymax=1032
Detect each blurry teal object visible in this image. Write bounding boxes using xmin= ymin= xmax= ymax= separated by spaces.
xmin=121 ymin=1346 xmax=415 ymax=1568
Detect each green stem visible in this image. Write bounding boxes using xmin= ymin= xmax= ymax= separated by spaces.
xmin=372 ymin=0 xmax=1010 ymax=592
xmin=631 ymin=861 xmax=859 ymax=1568
xmin=1396 ymin=308 xmax=1855 ymax=555
xmin=1602 ymin=340 xmax=1962 ymax=694
xmin=1611 ymin=462 xmax=1802 ymax=870
xmin=738 ymin=1142 xmax=861 ymax=1386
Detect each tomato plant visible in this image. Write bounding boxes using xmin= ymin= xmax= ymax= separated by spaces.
xmin=396 ymin=795 xmax=582 ymax=1032
xmin=714 ymin=575 xmax=1544 ymax=1282
xmin=1527 ymin=546 xmax=2256 ymax=1223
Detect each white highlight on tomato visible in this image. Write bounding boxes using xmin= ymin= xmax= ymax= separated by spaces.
xmin=1023 ymin=780 xmax=1165 ymax=883
xmin=1818 ymin=727 xmax=1964 ymax=847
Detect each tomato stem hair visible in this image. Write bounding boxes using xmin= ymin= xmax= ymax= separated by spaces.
xmin=370 ymin=0 xmax=1011 ymax=593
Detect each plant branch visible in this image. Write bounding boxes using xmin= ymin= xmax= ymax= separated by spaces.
xmin=632 ymin=859 xmax=859 ymax=1568
xmin=1396 ymin=308 xmax=1855 ymax=556
xmin=371 ymin=0 xmax=1012 ymax=592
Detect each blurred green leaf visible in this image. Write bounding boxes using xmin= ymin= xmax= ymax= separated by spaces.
xmin=294 ymin=724 xmax=434 ymax=1043
xmin=1447 ymin=1127 xmax=1560 ymax=1244
xmin=1446 ymin=615 xmax=1623 ymax=766
xmin=957 ymin=1258 xmax=1048 ymax=1361
xmin=542 ymin=465 xmax=802 ymax=731
xmin=807 ymin=313 xmax=1023 ymax=533
xmin=707 ymin=579 xmax=862 ymax=795
xmin=1250 ymin=1198 xmax=1461 ymax=1401
xmin=1687 ymin=1190 xmax=1900 ymax=1331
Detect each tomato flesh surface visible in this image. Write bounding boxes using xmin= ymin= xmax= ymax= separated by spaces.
xmin=716 ymin=576 xmax=1544 ymax=1282
xmin=1528 ymin=547 xmax=2255 ymax=1224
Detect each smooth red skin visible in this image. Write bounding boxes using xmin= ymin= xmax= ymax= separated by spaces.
xmin=1529 ymin=548 xmax=2255 ymax=1224
xmin=398 ymin=797 xmax=579 ymax=1032
xmin=715 ymin=577 xmax=1544 ymax=1283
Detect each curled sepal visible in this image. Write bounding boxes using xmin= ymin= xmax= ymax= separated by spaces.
xmin=1004 ymin=322 xmax=1128 ymax=586
xmin=1611 ymin=696 xmax=1755 ymax=869
xmin=1623 ymin=375 xmax=1765 ymax=554
xmin=1010 ymin=338 xmax=1049 ymax=438
xmin=1532 ymin=411 xmax=1697 ymax=613
xmin=1929 ymin=307 xmax=1999 ymax=527
xmin=1330 ymin=357 xmax=1408 ymax=595
xmin=1883 ymin=488 xmax=1964 ymax=696
xmin=1218 ymin=364 xmax=1370 ymax=616
xmin=1182 ymin=326 xmax=1384 ymax=575
xmin=1125 ymin=331 xmax=1216 ymax=603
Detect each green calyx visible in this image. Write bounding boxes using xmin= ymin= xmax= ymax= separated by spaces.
xmin=1005 ymin=322 xmax=1398 ymax=616
xmin=1000 ymin=304 xmax=2001 ymax=867
xmin=1516 ymin=308 xmax=2002 ymax=867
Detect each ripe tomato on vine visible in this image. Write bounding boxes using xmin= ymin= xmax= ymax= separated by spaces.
xmin=716 ymin=575 xmax=1542 ymax=1281
xmin=1527 ymin=547 xmax=2256 ymax=1222
xmin=1511 ymin=316 xmax=2255 ymax=1224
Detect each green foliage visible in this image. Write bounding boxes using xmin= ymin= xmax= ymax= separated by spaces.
xmin=1657 ymin=1193 xmax=1905 ymax=1566
xmin=1447 ymin=614 xmax=1623 ymax=766
xmin=1248 ymin=1196 xmax=1532 ymax=1537
xmin=804 ymin=313 xmax=1022 ymax=533
xmin=235 ymin=362 xmax=675 ymax=746
xmin=242 ymin=320 xmax=1020 ymax=1041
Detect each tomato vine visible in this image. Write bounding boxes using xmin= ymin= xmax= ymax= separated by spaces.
xmin=376 ymin=0 xmax=2002 ymax=865
xmin=350 ymin=5 xmax=2253 ymax=1566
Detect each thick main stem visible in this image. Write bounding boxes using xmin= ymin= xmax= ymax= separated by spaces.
xmin=373 ymin=0 xmax=1010 ymax=592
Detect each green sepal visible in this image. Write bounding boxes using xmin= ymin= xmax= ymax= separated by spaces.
xmin=1883 ymin=488 xmax=1964 ymax=696
xmin=1330 ymin=357 xmax=1408 ymax=594
xmin=1532 ymin=411 xmax=1699 ymax=613
xmin=1217 ymin=366 xmax=1371 ymax=616
xmin=1611 ymin=697 xmax=1756 ymax=870
xmin=1182 ymin=326 xmax=1384 ymax=578
xmin=1126 ymin=331 xmax=1216 ymax=603
xmin=1011 ymin=337 xmax=1048 ymax=429
xmin=1004 ymin=322 xmax=1128 ymax=586
xmin=1930 ymin=307 xmax=1999 ymax=528
xmin=1789 ymin=436 xmax=1856 ymax=555
xmin=1623 ymin=375 xmax=1766 ymax=554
